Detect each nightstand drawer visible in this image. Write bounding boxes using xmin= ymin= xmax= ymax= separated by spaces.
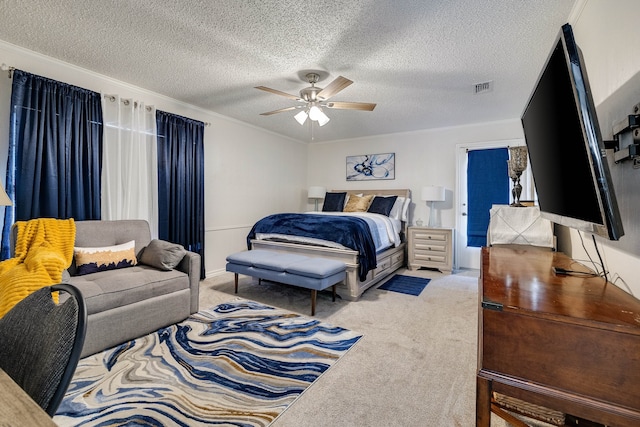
xmin=414 ymin=241 xmax=446 ymax=252
xmin=412 ymin=232 xmax=447 ymax=242
xmin=414 ymin=252 xmax=446 ymax=264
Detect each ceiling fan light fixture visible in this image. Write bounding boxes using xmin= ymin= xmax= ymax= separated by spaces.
xmin=257 ymin=73 xmax=374 ymax=131
xmin=308 ymin=105 xmax=322 ymax=121
xmin=294 ymin=110 xmax=308 ymax=125
xmin=317 ymin=110 xmax=330 ymax=126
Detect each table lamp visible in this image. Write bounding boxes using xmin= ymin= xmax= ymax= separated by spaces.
xmin=307 ymin=186 xmax=326 ymax=211
xmin=508 ymin=146 xmax=528 ymax=207
xmin=421 ymin=186 xmax=445 ymax=227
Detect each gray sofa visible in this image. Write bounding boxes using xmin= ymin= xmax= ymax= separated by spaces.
xmin=12 ymin=219 xmax=201 ymax=358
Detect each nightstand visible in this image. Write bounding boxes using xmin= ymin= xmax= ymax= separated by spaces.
xmin=407 ymin=227 xmax=453 ymax=274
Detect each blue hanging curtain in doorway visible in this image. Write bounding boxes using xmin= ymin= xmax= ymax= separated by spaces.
xmin=156 ymin=110 xmax=205 ymax=278
xmin=1 ymin=70 xmax=103 ymax=259
xmin=467 ymin=148 xmax=509 ymax=247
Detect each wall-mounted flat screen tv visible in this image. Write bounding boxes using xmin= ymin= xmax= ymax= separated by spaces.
xmin=521 ymin=23 xmax=624 ymax=240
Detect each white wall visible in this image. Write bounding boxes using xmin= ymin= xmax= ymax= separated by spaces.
xmin=0 ymin=41 xmax=307 ymax=278
xmin=205 ymin=119 xmax=307 ymax=275
xmin=565 ymin=0 xmax=640 ymax=297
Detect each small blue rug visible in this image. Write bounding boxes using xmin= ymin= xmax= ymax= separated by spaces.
xmin=378 ymin=274 xmax=431 ymax=296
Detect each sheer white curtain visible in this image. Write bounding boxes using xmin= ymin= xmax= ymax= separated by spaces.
xmin=101 ymin=95 xmax=158 ymax=238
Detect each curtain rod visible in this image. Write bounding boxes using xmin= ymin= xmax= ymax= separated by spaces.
xmin=0 ymin=63 xmax=15 ymax=78
xmin=3 ymin=66 xmax=211 ymax=127
xmin=103 ymin=94 xmax=211 ymax=126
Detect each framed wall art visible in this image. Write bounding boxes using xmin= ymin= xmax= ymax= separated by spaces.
xmin=346 ymin=153 xmax=395 ymax=181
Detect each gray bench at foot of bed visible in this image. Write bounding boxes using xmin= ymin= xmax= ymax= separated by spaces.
xmin=225 ymin=249 xmax=346 ymax=315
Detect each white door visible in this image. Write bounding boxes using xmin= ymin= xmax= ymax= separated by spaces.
xmin=455 ymin=139 xmax=533 ymax=270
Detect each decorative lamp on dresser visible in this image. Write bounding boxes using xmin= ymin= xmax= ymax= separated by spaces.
xmin=407 ymin=226 xmax=453 ymax=274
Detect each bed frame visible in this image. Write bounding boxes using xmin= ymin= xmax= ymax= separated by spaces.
xmin=250 ymin=189 xmax=410 ymax=301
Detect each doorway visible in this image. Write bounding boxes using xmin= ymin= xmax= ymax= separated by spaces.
xmin=455 ymin=139 xmax=534 ymax=270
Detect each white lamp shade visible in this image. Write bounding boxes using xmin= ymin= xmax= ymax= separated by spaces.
xmin=308 ymin=105 xmax=322 ymax=121
xmin=294 ymin=110 xmax=308 ymax=125
xmin=421 ymin=186 xmax=445 ymax=202
xmin=317 ymin=110 xmax=330 ymax=126
xmin=308 ymin=186 xmax=326 ymax=199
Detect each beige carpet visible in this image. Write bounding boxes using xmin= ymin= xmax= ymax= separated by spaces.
xmin=200 ymin=268 xmax=552 ymax=427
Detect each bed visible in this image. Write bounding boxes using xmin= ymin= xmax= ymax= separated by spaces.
xmin=249 ymin=189 xmax=411 ymax=300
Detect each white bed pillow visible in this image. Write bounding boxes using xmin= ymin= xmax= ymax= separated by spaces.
xmin=389 ymin=196 xmax=405 ymax=221
xmin=402 ymin=197 xmax=411 ymax=222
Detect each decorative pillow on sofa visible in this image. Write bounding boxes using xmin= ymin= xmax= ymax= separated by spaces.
xmin=322 ymin=192 xmax=347 ymax=212
xmin=344 ymin=194 xmax=374 ymax=212
xmin=74 ymin=240 xmax=137 ymax=276
xmin=139 ymin=239 xmax=186 ymax=271
xmin=368 ymin=195 xmax=398 ymax=216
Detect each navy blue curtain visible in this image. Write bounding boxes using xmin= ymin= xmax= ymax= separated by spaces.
xmin=156 ymin=110 xmax=205 ymax=278
xmin=467 ymin=148 xmax=509 ymax=247
xmin=1 ymin=70 xmax=102 ymax=259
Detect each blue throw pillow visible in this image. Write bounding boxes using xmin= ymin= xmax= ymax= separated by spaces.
xmin=322 ymin=192 xmax=347 ymax=212
xmin=367 ymin=195 xmax=398 ymax=216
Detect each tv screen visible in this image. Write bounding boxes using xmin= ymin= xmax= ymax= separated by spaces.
xmin=521 ymin=23 xmax=624 ymax=240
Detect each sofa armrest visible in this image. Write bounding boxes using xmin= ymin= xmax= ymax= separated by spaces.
xmin=176 ymin=250 xmax=201 ymax=314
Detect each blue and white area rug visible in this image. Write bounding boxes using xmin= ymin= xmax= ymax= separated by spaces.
xmin=378 ymin=274 xmax=431 ymax=296
xmin=54 ymin=301 xmax=362 ymax=426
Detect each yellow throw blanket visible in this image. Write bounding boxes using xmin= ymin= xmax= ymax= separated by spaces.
xmin=0 ymin=218 xmax=76 ymax=317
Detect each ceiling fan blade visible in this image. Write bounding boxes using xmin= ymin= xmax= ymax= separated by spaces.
xmin=255 ymin=86 xmax=301 ymax=101
xmin=260 ymin=106 xmax=300 ymax=116
xmin=326 ymin=101 xmax=376 ymax=111
xmin=317 ymin=76 xmax=353 ymax=100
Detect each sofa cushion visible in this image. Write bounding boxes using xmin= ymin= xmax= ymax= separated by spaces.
xmin=68 ymin=265 xmax=189 ymax=315
xmin=74 ymin=220 xmax=152 ymax=257
xmin=139 ymin=239 xmax=186 ymax=271
xmin=74 ymin=240 xmax=137 ymax=276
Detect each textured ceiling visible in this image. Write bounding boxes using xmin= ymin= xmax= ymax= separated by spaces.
xmin=0 ymin=0 xmax=577 ymax=142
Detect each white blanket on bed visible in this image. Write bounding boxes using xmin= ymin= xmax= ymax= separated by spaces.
xmin=254 ymin=211 xmax=402 ymax=252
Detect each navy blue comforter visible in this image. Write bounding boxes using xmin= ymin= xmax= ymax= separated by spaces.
xmin=247 ymin=213 xmax=377 ymax=282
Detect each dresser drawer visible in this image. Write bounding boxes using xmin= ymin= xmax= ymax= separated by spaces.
xmin=372 ymin=256 xmax=392 ymax=278
xmin=389 ymin=250 xmax=404 ymax=268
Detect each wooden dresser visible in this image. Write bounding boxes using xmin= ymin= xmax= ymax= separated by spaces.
xmin=407 ymin=226 xmax=453 ymax=273
xmin=476 ymin=245 xmax=640 ymax=426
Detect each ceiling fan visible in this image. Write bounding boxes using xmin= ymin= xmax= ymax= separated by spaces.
xmin=255 ymin=72 xmax=376 ymax=127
